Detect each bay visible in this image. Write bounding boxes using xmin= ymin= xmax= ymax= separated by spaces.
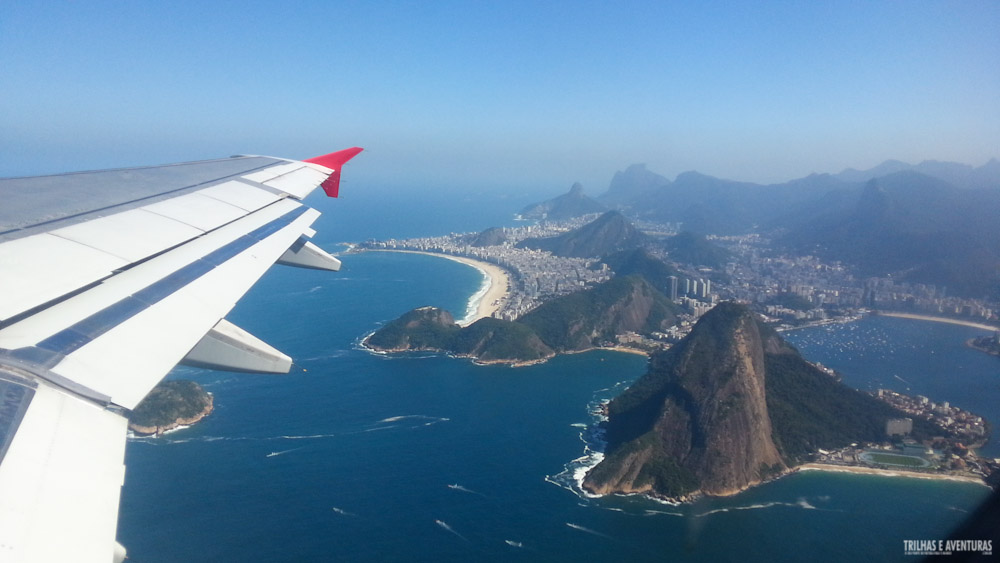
xmin=117 ymin=196 xmax=996 ymax=561
xmin=783 ymin=316 xmax=1000 ymax=457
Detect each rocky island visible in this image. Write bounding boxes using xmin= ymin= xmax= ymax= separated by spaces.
xmin=128 ymin=380 xmax=214 ymax=436
xmin=969 ymin=333 xmax=1000 ymax=358
xmin=583 ymin=302 xmax=951 ymax=500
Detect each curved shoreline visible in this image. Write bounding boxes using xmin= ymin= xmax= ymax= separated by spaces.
xmin=359 ymin=249 xmax=510 ymax=326
xmin=128 ymin=393 xmax=214 ymax=437
xmin=875 ymin=311 xmax=999 ymax=332
xmin=580 ymin=462 xmax=987 ymax=506
xmin=794 ymin=462 xmax=987 ymax=486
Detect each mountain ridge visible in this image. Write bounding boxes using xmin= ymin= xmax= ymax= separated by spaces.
xmin=365 ymin=275 xmax=682 ymax=364
xmin=517 ymin=210 xmax=649 ymax=258
xmin=519 ymin=182 xmax=607 ymax=220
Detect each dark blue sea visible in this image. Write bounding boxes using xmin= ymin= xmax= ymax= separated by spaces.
xmin=118 ymin=192 xmax=998 ymax=562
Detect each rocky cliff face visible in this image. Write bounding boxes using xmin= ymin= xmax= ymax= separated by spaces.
xmin=583 ymin=303 xmax=786 ymax=498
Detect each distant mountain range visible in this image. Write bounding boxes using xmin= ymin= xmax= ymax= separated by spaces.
xmin=834 ymin=158 xmax=1000 ymax=189
xmin=518 ymin=157 xmax=1000 ymax=298
xmin=518 ymin=182 xmax=606 ymax=221
xmin=780 ymin=171 xmax=1000 ymax=298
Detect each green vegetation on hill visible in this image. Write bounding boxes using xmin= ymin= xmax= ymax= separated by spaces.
xmin=764 ymin=352 xmax=938 ymax=462
xmin=766 ymin=292 xmax=814 ymax=311
xmin=367 ymin=307 xmax=553 ymax=363
xmin=468 ymin=227 xmax=508 ymax=247
xmin=600 ymin=249 xmax=679 ymax=296
xmin=970 ymin=335 xmax=1000 ymax=357
xmin=662 ymin=231 xmax=731 ymax=269
xmin=450 ymin=317 xmax=553 ymax=362
xmin=129 ymin=380 xmax=212 ymax=429
xmin=367 ymin=274 xmax=682 ymax=363
xmin=365 ymin=307 xmax=459 ymax=350
xmin=517 ymin=210 xmax=648 ymax=258
xmin=519 ymin=275 xmax=680 ymax=351
xmin=587 ymin=303 xmax=950 ymax=499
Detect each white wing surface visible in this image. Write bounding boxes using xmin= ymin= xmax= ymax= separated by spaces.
xmin=0 ymin=147 xmax=362 ymax=562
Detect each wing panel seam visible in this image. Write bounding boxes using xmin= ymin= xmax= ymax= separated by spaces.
xmin=33 ymin=206 xmax=310 ymax=356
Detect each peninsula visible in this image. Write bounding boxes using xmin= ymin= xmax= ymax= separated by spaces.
xmin=128 ymin=380 xmax=214 ymax=436
xmin=582 ymin=303 xmax=991 ymax=501
xmin=364 ymin=275 xmax=681 ymax=365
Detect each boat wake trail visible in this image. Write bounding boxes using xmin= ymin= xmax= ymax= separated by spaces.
xmin=435 ymin=520 xmax=468 ymax=542
xmin=447 ymin=483 xmax=485 ymax=496
xmin=331 ymin=507 xmax=357 ymax=517
xmin=566 ymin=522 xmax=613 ymax=539
xmin=372 ymin=415 xmax=451 ymax=430
xmin=266 ymin=447 xmax=303 ymax=458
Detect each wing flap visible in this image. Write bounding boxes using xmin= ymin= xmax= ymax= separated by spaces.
xmin=0 ymin=200 xmax=305 ymax=349
xmin=0 ymin=148 xmax=361 ymax=561
xmin=0 ymin=381 xmax=127 ymax=563
xmin=1 ymin=199 xmax=319 ymax=408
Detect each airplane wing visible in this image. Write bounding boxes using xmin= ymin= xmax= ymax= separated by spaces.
xmin=0 ymin=147 xmax=362 ymax=563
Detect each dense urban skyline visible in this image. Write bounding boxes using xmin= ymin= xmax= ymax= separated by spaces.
xmin=2 ymin=1 xmax=998 ymax=192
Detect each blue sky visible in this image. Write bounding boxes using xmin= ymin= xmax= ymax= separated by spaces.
xmin=2 ymin=1 xmax=998 ymax=194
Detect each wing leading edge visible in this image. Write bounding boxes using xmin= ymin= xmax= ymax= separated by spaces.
xmin=0 ymin=147 xmax=362 ymax=562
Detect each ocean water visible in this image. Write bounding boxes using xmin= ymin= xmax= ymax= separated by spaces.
xmin=783 ymin=317 xmax=1000 ymax=458
xmin=117 ymin=194 xmax=997 ymax=562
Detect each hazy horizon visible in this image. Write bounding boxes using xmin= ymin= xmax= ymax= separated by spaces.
xmin=2 ymin=1 xmax=997 ymax=193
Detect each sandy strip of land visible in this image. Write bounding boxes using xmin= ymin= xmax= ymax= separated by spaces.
xmin=360 ymin=249 xmax=510 ymax=326
xmin=877 ymin=312 xmax=998 ymax=332
xmin=796 ymin=463 xmax=987 ymax=486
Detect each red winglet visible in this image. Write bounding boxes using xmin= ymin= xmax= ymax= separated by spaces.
xmin=304 ymin=147 xmax=364 ymax=197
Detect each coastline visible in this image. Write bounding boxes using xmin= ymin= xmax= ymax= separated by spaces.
xmin=967 ymin=338 xmax=1000 ymax=358
xmin=795 ymin=462 xmax=987 ymax=486
xmin=128 ymin=393 xmax=214 ymax=437
xmin=578 ymin=462 xmax=988 ymax=507
xmin=359 ymin=249 xmax=510 ymax=326
xmin=875 ymin=311 xmax=998 ymax=332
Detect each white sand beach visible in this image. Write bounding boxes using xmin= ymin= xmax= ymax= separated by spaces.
xmin=361 ymin=249 xmax=510 ymax=326
xmin=876 ymin=312 xmax=998 ymax=332
xmin=796 ymin=463 xmax=987 ymax=486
